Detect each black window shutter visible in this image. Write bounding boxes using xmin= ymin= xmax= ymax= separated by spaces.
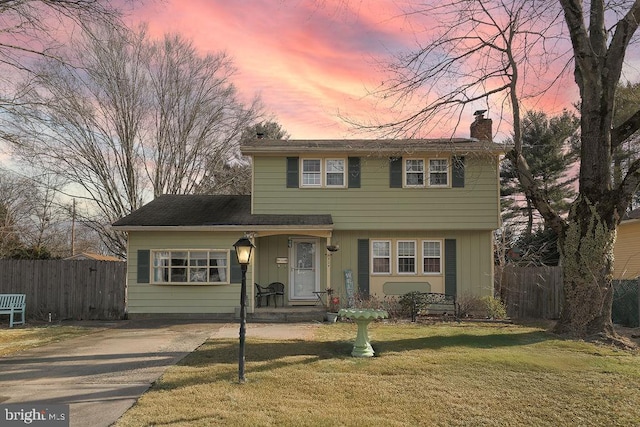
xmin=137 ymin=250 xmax=150 ymax=284
xmin=357 ymin=239 xmax=370 ymax=297
xmin=348 ymin=157 xmax=361 ymax=188
xmin=286 ymin=157 xmax=299 ymax=188
xmin=444 ymin=239 xmax=457 ymax=296
xmin=230 ymin=252 xmax=242 ymax=283
xmin=452 ymin=156 xmax=465 ymax=188
xmin=389 ymin=157 xmax=402 ymax=188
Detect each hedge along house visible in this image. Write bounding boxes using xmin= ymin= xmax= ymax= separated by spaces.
xmin=112 ymin=113 xmax=507 ymax=318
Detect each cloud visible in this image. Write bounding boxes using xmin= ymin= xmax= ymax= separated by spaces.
xmin=130 ymin=0 xmax=423 ymax=138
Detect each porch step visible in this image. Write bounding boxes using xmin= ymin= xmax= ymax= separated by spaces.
xmin=248 ymin=307 xmax=326 ymax=323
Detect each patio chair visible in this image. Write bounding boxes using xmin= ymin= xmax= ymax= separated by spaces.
xmin=269 ymin=282 xmax=285 ymax=307
xmin=255 ymin=283 xmax=276 ymax=307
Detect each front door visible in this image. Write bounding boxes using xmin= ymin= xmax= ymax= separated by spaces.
xmin=290 ymin=238 xmax=319 ymax=300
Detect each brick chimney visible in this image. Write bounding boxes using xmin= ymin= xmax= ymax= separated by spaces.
xmin=470 ymin=110 xmax=492 ymax=141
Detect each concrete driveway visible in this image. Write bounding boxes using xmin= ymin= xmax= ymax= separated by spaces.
xmin=0 ymin=320 xmax=319 ymax=427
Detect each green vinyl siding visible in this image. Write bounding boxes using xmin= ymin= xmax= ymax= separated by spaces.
xmin=126 ymin=231 xmax=250 ymax=315
xmin=252 ymin=155 xmax=500 ymax=230
xmin=323 ymin=230 xmax=494 ymax=299
xmin=126 ymin=229 xmax=493 ymax=313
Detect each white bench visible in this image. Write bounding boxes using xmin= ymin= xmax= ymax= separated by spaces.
xmin=0 ymin=294 xmax=26 ymax=327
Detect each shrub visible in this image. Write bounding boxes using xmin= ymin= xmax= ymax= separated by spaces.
xmin=481 ymin=296 xmax=508 ymax=319
xmin=457 ymin=293 xmax=485 ymax=318
xmin=457 ymin=294 xmax=508 ymax=319
xmin=398 ymin=291 xmax=428 ymax=321
xmin=350 ymin=292 xmax=402 ymax=319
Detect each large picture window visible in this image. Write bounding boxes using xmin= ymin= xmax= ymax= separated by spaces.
xmin=371 ymin=240 xmax=391 ymax=274
xmin=152 ymin=250 xmax=228 ymax=284
xmin=397 ymin=240 xmax=416 ymax=274
xmin=422 ymin=240 xmax=442 ymax=274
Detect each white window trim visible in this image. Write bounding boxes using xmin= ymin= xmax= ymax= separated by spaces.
xmin=151 ymin=249 xmax=230 ymax=285
xmin=428 ymin=158 xmax=450 ymax=187
xmin=324 ymin=158 xmax=346 ymax=188
xmin=404 ymin=158 xmax=425 ymax=188
xmin=371 ymin=240 xmax=392 ymax=275
xmin=396 ymin=240 xmax=417 ymax=275
xmin=301 ymin=158 xmax=323 ymax=187
xmin=421 ymin=240 xmax=443 ymax=275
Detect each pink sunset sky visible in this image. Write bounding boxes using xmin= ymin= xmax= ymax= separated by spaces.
xmin=131 ymin=0 xmax=417 ymax=139
xmin=127 ymin=0 xmax=634 ymax=141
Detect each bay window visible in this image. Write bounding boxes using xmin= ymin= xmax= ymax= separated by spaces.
xmin=152 ymin=250 xmax=228 ymax=284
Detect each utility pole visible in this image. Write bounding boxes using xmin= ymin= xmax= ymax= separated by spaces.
xmin=71 ymin=198 xmax=76 ymax=256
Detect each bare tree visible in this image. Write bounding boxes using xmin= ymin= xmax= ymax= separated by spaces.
xmin=0 ymin=169 xmax=74 ymax=258
xmin=350 ymin=0 xmax=640 ymax=342
xmin=3 ymin=23 xmax=261 ymax=254
xmin=148 ymin=34 xmax=260 ymax=196
xmin=0 ymin=1 xmax=124 ymax=106
xmin=195 ymin=120 xmax=290 ymax=195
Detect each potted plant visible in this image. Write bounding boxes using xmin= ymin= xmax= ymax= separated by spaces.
xmin=326 ymin=288 xmax=340 ymax=323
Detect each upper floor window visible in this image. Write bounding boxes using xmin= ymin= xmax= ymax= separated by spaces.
xmin=429 ymin=159 xmax=449 ymax=186
xmin=300 ymin=158 xmax=347 ymax=188
xmin=371 ymin=240 xmax=391 ymax=274
xmin=325 ymin=159 xmax=345 ymax=187
xmin=405 ymin=159 xmax=425 ymax=187
xmin=152 ymin=250 xmax=228 ymax=284
xmin=422 ymin=240 xmax=442 ymax=274
xmin=397 ymin=240 xmax=416 ymax=274
xmin=302 ymin=159 xmax=322 ymax=186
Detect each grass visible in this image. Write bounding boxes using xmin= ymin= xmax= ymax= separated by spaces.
xmin=0 ymin=324 xmax=98 ymax=356
xmin=115 ymin=322 xmax=640 ymax=427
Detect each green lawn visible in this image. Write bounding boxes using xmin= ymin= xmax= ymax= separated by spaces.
xmin=115 ymin=322 xmax=640 ymax=426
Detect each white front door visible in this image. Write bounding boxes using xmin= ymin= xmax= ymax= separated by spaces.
xmin=290 ymin=238 xmax=320 ymax=300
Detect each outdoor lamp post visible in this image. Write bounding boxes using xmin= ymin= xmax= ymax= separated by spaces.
xmin=233 ymin=237 xmax=254 ymax=383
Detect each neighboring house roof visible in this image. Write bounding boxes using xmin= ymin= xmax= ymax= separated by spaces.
xmin=241 ymin=138 xmax=509 ymax=155
xmin=65 ymin=252 xmax=123 ymax=261
xmin=621 ymin=208 xmax=640 ymax=222
xmin=112 ymin=195 xmax=333 ymax=230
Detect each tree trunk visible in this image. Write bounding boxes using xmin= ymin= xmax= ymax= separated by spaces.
xmin=554 ymin=197 xmax=616 ymax=337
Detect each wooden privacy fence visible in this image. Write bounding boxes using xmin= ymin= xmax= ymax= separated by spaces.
xmin=0 ymin=260 xmax=126 ymax=321
xmin=499 ymin=265 xmax=640 ymax=326
xmin=499 ymin=265 xmax=563 ymax=319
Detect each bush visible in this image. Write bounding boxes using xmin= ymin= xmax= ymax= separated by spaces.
xmin=481 ymin=296 xmax=508 ymax=319
xmin=457 ymin=293 xmax=485 ymax=318
xmin=457 ymin=294 xmax=508 ymax=319
xmin=398 ymin=291 xmax=428 ymax=321
xmin=350 ymin=292 xmax=402 ymax=319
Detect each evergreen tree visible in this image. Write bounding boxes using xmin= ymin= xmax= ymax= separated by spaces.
xmin=502 ymin=110 xmax=579 ymax=234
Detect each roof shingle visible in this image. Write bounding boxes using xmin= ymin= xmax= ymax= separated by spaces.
xmin=112 ymin=195 xmax=333 ymax=228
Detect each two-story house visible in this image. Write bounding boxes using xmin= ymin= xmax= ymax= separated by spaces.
xmin=112 ymin=114 xmax=506 ymax=318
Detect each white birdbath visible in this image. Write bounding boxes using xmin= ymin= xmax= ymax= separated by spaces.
xmin=338 ymin=308 xmax=388 ymax=357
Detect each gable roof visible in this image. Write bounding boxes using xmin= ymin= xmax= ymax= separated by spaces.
xmin=65 ymin=252 xmax=123 ymax=261
xmin=241 ymin=138 xmax=509 ymax=155
xmin=112 ymin=195 xmax=333 ymax=230
xmin=621 ymin=208 xmax=640 ymax=222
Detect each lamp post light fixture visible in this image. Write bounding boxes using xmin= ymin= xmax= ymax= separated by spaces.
xmin=233 ymin=237 xmax=254 ymax=383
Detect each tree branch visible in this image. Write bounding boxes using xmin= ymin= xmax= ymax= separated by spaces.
xmin=612 ymin=108 xmax=640 ymax=149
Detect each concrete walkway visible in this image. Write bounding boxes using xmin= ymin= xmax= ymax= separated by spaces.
xmin=0 ymin=320 xmax=320 ymax=427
